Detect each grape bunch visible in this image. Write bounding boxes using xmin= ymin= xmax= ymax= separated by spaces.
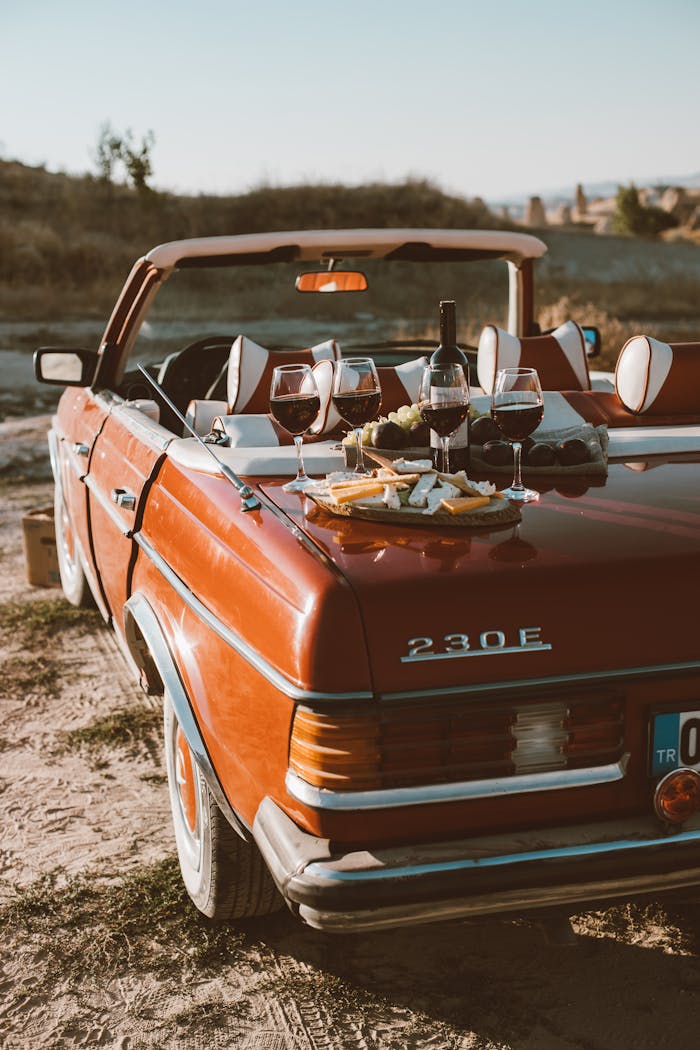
xmin=341 ymin=403 xmax=425 ymax=448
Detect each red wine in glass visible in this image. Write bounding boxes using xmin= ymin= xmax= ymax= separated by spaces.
xmin=491 ymin=367 xmax=544 ymax=502
xmin=418 ymin=363 xmax=470 ymax=473
xmin=269 ymin=363 xmax=321 ymax=492
xmin=331 ymin=390 xmax=381 ymax=428
xmin=332 ymin=358 xmax=381 ymax=474
xmin=420 ymin=401 xmax=470 ymax=437
xmin=270 ymin=393 xmax=321 ymax=435
xmin=491 ymin=402 xmax=544 ymax=441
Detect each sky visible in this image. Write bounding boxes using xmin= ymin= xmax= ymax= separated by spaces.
xmin=3 ymin=0 xmax=699 ymax=202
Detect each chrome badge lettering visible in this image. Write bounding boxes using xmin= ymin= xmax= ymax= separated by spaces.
xmin=401 ymin=627 xmax=552 ymax=663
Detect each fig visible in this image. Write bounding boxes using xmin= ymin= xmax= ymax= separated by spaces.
xmin=370 ymin=420 xmax=406 ymax=450
xmin=470 ymin=415 xmax=502 ymax=445
xmin=556 ymin=438 xmax=590 ymax=466
xmin=525 ymin=442 xmax=557 ymax=467
xmin=481 ymin=440 xmax=513 ymax=466
xmin=408 ymin=420 xmax=430 ymax=446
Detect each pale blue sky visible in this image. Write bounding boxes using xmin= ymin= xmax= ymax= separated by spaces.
xmin=3 ymin=0 xmax=699 ymax=200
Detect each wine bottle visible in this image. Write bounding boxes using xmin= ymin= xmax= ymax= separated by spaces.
xmin=429 ymin=300 xmax=470 ymax=472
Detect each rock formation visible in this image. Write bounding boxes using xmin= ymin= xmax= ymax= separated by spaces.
xmin=524 ymin=196 xmax=547 ymax=227
xmin=575 ymin=183 xmax=587 ymax=217
xmin=554 ymin=203 xmax=572 ymax=225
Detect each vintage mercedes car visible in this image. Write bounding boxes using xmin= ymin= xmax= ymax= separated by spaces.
xmin=35 ymin=229 xmax=700 ymax=932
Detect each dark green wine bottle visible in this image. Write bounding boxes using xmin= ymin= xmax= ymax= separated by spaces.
xmin=428 ymin=300 xmax=470 ymax=471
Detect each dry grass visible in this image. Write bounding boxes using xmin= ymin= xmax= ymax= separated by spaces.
xmin=55 ymin=704 xmax=162 ymax=757
xmin=1 ymin=858 xmax=248 ymax=976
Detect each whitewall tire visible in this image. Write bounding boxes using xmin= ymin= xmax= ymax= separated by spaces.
xmin=163 ymin=690 xmax=282 ymax=920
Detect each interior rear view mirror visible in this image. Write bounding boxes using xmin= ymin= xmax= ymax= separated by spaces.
xmin=295 ymin=271 xmax=368 ymax=293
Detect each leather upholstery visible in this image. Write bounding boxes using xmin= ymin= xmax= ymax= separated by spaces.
xmin=478 ymin=321 xmax=591 ymax=394
xmin=615 ymin=336 xmax=700 ymax=414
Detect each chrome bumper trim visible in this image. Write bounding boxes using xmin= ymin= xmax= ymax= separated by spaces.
xmin=133 ymin=532 xmax=374 ymax=703
xmin=304 ymin=826 xmax=700 ymax=884
xmin=253 ymin=798 xmax=700 ymax=932
xmin=380 ymin=660 xmax=700 ymax=703
xmin=285 ymin=756 xmax=629 ymax=811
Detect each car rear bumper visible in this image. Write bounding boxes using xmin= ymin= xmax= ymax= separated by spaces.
xmin=253 ymin=798 xmax=700 ymax=932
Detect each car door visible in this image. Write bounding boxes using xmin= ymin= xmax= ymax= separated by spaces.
xmin=53 ymin=388 xmax=113 ymax=614
xmin=85 ymin=404 xmax=169 ymax=631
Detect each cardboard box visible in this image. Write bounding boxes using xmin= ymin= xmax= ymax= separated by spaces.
xmin=22 ymin=506 xmax=61 ymax=588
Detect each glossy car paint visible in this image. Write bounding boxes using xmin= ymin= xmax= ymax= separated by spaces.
xmin=42 ymin=230 xmax=700 ymax=925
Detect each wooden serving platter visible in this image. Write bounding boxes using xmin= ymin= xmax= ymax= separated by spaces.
xmin=307 ymin=493 xmax=521 ymax=529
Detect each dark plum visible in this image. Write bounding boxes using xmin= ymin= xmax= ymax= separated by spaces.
xmin=481 ymin=440 xmax=513 ymax=466
xmin=525 ymin=442 xmax=557 ymax=467
xmin=408 ymin=420 xmax=430 ymax=446
xmin=556 ymin=438 xmax=590 ymax=466
xmin=371 ymin=420 xmax=406 ymax=450
xmin=470 ymin=415 xmax=502 ymax=445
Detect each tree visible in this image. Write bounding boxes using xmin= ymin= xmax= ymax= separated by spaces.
xmin=121 ymin=129 xmax=156 ymax=193
xmin=91 ymin=123 xmax=155 ymax=192
xmin=613 ymin=183 xmax=677 ymax=238
xmin=92 ymin=122 xmax=123 ymax=183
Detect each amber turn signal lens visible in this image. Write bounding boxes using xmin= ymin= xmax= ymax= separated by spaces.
xmin=653 ymin=768 xmax=700 ymax=824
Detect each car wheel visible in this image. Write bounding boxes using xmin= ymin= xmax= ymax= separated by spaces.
xmin=163 ymin=690 xmax=283 ymax=920
xmin=54 ymin=485 xmax=94 ymax=608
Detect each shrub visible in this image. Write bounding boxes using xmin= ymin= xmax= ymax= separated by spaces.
xmin=613 ymin=184 xmax=677 ymax=238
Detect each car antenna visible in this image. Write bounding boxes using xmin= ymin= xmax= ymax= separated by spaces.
xmin=136 ymin=364 xmax=261 ymax=512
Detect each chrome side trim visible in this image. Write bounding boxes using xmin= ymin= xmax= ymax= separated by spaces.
xmin=133 ymin=532 xmax=374 ymax=703
xmin=47 ymin=427 xmax=60 ymax=484
xmin=303 ymin=825 xmax=700 ymax=883
xmin=286 ymin=756 xmax=629 ymax=811
xmin=381 ymin=661 xmax=700 ymax=702
xmin=111 ymin=402 xmax=173 ymax=450
xmin=85 ymin=474 xmax=132 ymax=536
xmin=123 ymin=592 xmax=248 ymax=838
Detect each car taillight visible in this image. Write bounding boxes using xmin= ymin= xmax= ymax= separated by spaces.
xmin=654 ymin=768 xmax=700 ymax=824
xmin=289 ymin=693 xmax=624 ymax=794
xmin=289 ymin=708 xmax=382 ymax=790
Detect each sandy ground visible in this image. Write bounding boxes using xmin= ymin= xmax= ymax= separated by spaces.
xmin=2 ymin=418 xmax=700 ymax=1050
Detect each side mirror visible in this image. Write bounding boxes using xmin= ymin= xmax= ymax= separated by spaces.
xmin=581 ymin=325 xmax=601 ymax=359
xmin=295 ymin=271 xmax=368 ymax=293
xmin=34 ymin=347 xmax=99 ymax=387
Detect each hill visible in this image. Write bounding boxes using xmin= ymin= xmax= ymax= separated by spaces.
xmin=0 ymin=161 xmax=497 ymax=318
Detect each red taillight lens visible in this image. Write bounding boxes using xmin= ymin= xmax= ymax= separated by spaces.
xmin=289 ymin=693 xmax=624 ymax=795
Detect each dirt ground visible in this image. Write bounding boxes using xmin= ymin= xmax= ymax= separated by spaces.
xmin=3 ymin=419 xmax=700 ymax=1050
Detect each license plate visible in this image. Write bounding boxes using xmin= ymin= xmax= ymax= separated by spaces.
xmin=651 ymin=711 xmax=700 ymax=776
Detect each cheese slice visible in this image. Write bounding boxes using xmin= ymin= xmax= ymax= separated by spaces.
xmin=440 ymin=496 xmax=491 ymax=515
xmin=333 ymin=482 xmax=385 ymax=504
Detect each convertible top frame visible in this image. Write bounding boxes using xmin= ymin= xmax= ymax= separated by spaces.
xmin=95 ymin=228 xmax=547 ymax=387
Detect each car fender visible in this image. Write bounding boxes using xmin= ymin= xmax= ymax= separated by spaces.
xmin=123 ymin=591 xmax=248 ymax=840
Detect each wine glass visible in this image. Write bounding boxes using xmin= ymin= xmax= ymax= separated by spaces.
xmin=418 ymin=363 xmax=470 ymax=474
xmin=491 ymin=367 xmax=544 ymax=502
xmin=269 ymin=363 xmax=321 ymax=492
xmin=332 ymin=357 xmax=382 ymax=475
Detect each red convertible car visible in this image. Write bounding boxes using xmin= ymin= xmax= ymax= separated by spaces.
xmin=35 ymin=229 xmax=700 ymax=931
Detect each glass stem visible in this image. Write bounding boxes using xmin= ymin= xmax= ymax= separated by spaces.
xmin=354 ymin=427 xmax=365 ymax=473
xmin=293 ymin=434 xmax=307 ymax=481
xmin=512 ymin=441 xmax=524 ymax=491
xmin=441 ymin=436 xmax=450 ymax=474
